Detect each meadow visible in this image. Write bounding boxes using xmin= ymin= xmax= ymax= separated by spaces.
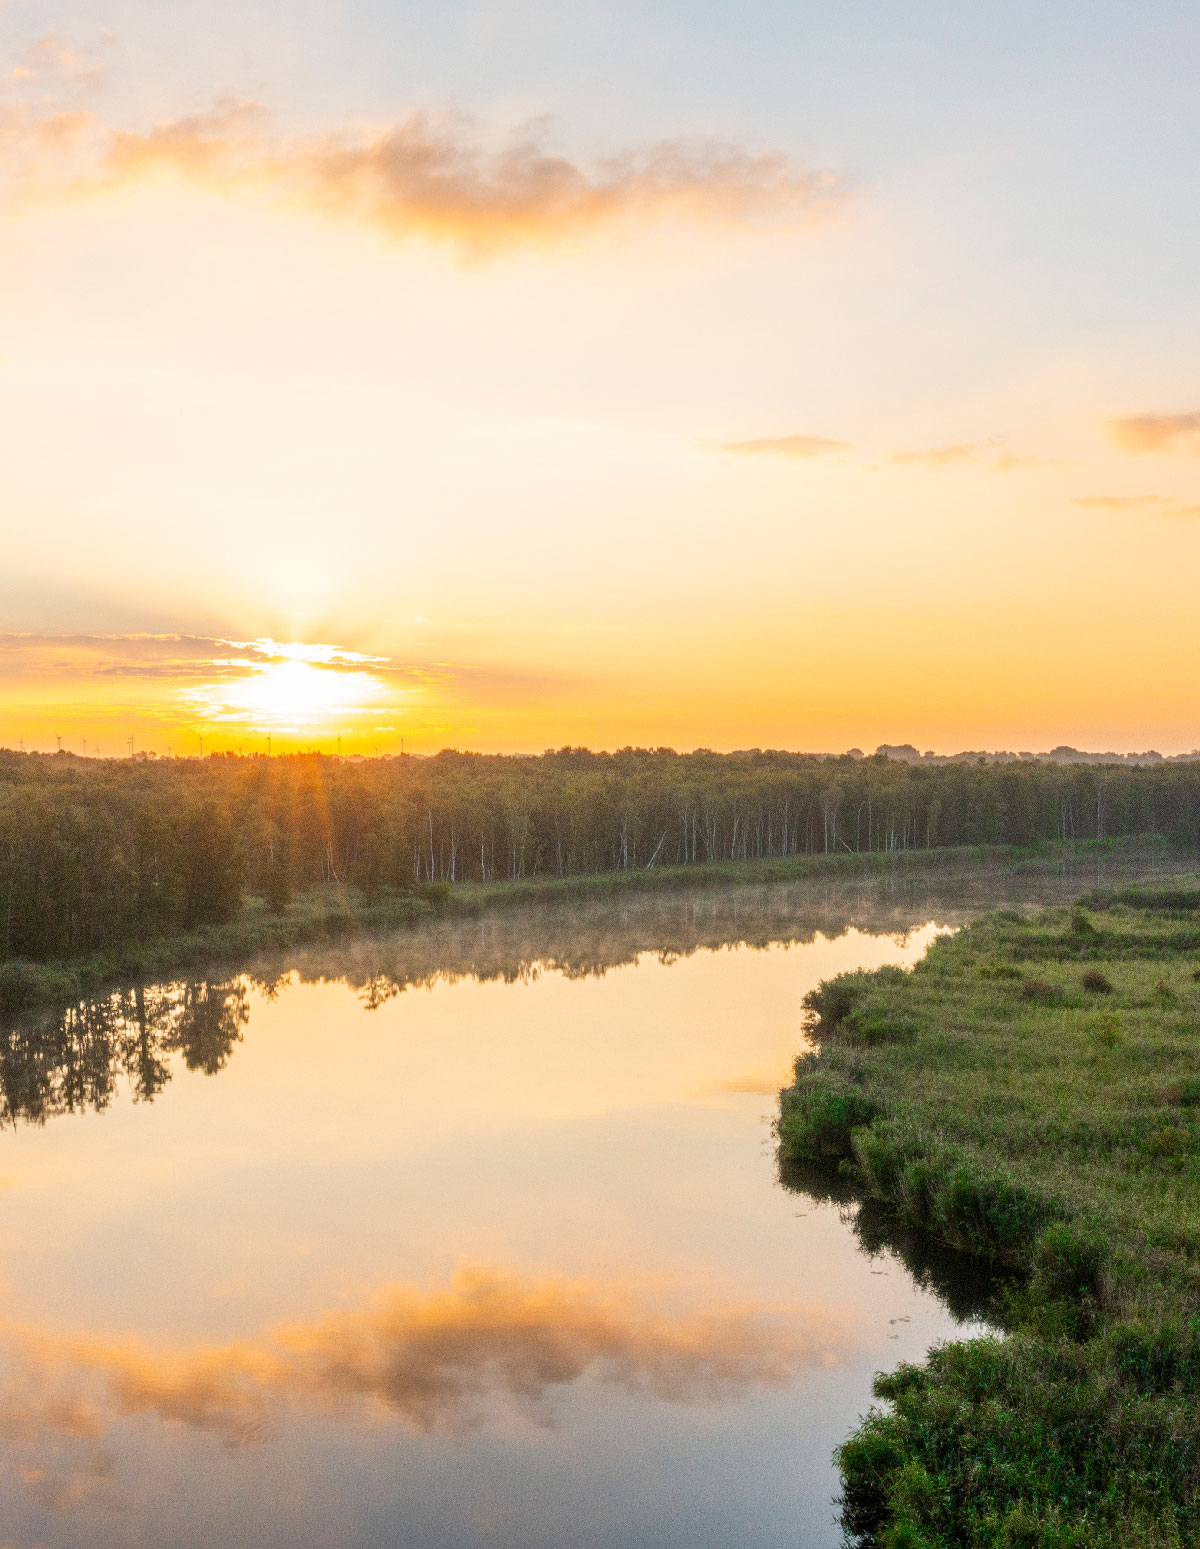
xmin=778 ymin=881 xmax=1200 ymax=1547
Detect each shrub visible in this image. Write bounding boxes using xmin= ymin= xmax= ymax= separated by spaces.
xmin=1021 ymin=977 xmax=1063 ymax=1004
xmin=936 ymin=1166 xmax=1053 ymax=1258
xmin=852 ymin=1121 xmax=917 ymax=1198
xmin=838 ymin=1415 xmax=907 ymax=1541
xmin=777 ymin=1074 xmax=875 ymax=1159
xmin=1081 ymin=968 xmax=1114 ymax=994
xmin=1087 ymin=1011 xmax=1123 ymax=1050
xmin=1033 ymin=1221 xmax=1105 ymax=1304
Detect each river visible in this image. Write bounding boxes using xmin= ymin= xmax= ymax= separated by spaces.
xmin=0 ymin=858 xmax=1175 ymax=1546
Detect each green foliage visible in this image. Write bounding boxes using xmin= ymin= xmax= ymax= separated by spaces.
xmin=778 ymin=1063 xmax=875 ymax=1158
xmin=777 ymin=883 xmax=1200 ymax=1546
xmin=0 ymin=744 xmax=1189 ymax=968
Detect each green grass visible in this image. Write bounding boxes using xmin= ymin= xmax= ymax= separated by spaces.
xmin=778 ymin=877 xmax=1200 ymax=1548
xmin=0 ymin=838 xmax=1133 ymax=1015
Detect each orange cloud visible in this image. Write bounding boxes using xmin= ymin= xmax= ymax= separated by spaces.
xmin=7 ymin=32 xmax=111 ymax=91
xmin=720 ymin=433 xmax=850 ymax=458
xmin=1107 ymin=412 xmax=1200 ymax=453
xmin=1073 ymin=494 xmax=1200 ymax=518
xmin=0 ymin=1268 xmax=856 ymax=1509
xmin=890 ymin=442 xmax=1047 ymax=471
xmin=0 ymin=82 xmax=844 ymax=253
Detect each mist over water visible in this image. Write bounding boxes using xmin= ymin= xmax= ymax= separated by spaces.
xmin=0 ymin=854 xmax=1178 ymax=1547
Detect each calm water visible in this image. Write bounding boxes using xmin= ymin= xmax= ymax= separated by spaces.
xmin=0 ymin=861 xmax=1176 ymax=1547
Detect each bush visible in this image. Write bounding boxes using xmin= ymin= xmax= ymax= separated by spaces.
xmin=777 ymin=1074 xmax=875 ymax=1159
xmin=936 ymin=1166 xmax=1054 ymax=1258
xmin=1081 ymin=968 xmax=1114 ymax=993
xmin=1033 ymin=1221 xmax=1105 ymax=1304
xmin=1021 ymin=977 xmax=1064 ymax=1003
xmin=838 ymin=1415 xmax=907 ymax=1541
xmin=802 ymin=966 xmax=908 ymax=1035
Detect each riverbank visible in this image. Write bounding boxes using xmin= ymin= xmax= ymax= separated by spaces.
xmin=0 ymin=837 xmax=1155 ymax=1014
xmin=778 ymin=877 xmax=1200 ymax=1547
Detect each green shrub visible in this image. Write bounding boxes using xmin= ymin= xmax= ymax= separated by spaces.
xmin=936 ymin=1166 xmax=1054 ymax=1258
xmin=777 ymin=1074 xmax=875 ymax=1159
xmin=803 ymin=968 xmax=905 ymax=1034
xmin=849 ymin=1001 xmax=921 ymax=1045
xmin=838 ymin=1415 xmax=907 ymax=1541
xmin=1032 ymin=1221 xmax=1105 ymax=1303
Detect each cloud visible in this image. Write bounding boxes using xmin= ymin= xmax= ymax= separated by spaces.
xmin=0 ymin=70 xmax=845 ymax=253
xmin=7 ymin=33 xmax=111 ymax=92
xmin=0 ymin=1268 xmax=856 ymax=1509
xmin=1107 ymin=412 xmax=1200 ymax=453
xmin=0 ymin=633 xmax=392 ymax=683
xmin=1072 ymin=494 xmax=1171 ymax=512
xmin=1072 ymin=494 xmax=1200 ymax=519
xmin=889 ymin=442 xmax=1048 ymax=471
xmin=720 ymin=433 xmax=850 ymax=459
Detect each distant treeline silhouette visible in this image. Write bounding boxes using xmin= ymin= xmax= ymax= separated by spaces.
xmin=2 ymin=745 xmax=1199 ymax=961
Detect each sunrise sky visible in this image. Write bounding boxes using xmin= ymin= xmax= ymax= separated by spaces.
xmin=2 ymin=0 xmax=1199 ymax=755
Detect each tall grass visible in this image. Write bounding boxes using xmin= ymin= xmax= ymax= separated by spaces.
xmin=778 ymin=877 xmax=1200 ymax=1547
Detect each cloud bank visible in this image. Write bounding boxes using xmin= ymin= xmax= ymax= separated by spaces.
xmin=1107 ymin=412 xmax=1200 ymax=453
xmin=0 ymin=633 xmax=388 ymax=684
xmin=0 ymin=44 xmax=844 ymax=253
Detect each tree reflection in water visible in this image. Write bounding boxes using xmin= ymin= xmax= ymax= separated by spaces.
xmin=0 ymin=980 xmax=249 ymax=1124
xmin=0 ymin=855 xmax=1176 ymax=1129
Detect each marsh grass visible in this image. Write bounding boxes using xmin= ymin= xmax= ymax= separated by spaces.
xmin=778 ymin=878 xmax=1200 ymax=1547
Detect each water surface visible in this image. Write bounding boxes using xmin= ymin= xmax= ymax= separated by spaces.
xmin=0 ymin=859 xmax=1176 ymax=1547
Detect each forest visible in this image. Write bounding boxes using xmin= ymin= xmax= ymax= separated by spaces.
xmin=3 ymin=744 xmax=1200 ymax=963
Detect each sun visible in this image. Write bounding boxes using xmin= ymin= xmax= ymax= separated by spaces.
xmin=188 ymin=646 xmax=391 ymax=733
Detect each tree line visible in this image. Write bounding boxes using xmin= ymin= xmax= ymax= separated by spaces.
xmin=2 ymin=745 xmax=1199 ymax=962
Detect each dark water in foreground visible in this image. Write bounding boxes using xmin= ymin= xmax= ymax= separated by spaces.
xmin=0 ymin=858 xmax=1179 ymax=1547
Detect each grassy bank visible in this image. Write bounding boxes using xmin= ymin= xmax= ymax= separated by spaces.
xmin=0 ymin=839 xmax=1147 ymax=1015
xmin=778 ymin=877 xmax=1200 ymax=1547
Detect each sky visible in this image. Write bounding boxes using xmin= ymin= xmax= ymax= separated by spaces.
xmin=1 ymin=0 xmax=1199 ymax=756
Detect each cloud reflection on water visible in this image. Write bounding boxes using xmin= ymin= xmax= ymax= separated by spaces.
xmin=0 ymin=1268 xmax=858 ymax=1512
